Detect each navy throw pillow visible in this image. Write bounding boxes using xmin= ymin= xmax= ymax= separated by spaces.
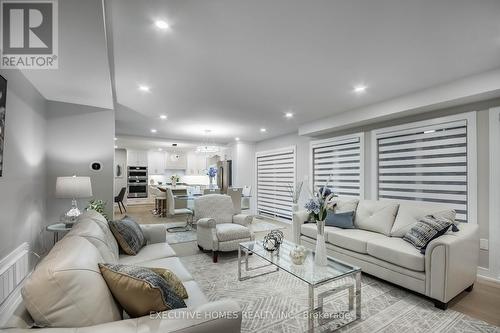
xmin=325 ymin=211 xmax=355 ymax=229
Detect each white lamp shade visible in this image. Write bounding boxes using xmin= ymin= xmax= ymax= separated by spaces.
xmin=56 ymin=176 xmax=93 ymax=199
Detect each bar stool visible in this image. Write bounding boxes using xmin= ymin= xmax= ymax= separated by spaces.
xmin=153 ymin=187 xmax=167 ymax=217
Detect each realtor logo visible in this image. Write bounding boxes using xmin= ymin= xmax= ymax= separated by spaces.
xmin=1 ymin=0 xmax=58 ymax=69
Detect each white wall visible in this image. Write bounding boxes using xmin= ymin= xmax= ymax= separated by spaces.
xmin=46 ymin=101 xmax=115 ymax=221
xmin=0 ymin=70 xmax=48 ymax=258
xmin=114 ymin=148 xmax=127 ymax=203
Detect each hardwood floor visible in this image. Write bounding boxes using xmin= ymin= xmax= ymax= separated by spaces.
xmin=114 ymin=203 xmax=500 ymax=327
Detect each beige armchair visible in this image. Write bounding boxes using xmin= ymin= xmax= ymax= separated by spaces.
xmin=195 ymin=194 xmax=254 ymax=262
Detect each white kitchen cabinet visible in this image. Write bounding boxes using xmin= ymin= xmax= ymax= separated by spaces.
xmin=148 ymin=151 xmax=166 ymax=175
xmin=186 ymin=152 xmax=207 ymax=175
xmin=127 ymin=149 xmax=148 ymax=167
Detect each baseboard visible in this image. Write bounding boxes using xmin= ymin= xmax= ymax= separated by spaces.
xmin=477 ymin=267 xmax=500 ymax=286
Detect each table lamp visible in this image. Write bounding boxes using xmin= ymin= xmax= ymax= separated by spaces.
xmin=56 ymin=176 xmax=93 ymax=226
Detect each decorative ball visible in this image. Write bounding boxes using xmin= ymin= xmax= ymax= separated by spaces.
xmin=262 ymin=230 xmax=284 ymax=253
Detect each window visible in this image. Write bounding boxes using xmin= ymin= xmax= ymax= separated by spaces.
xmin=311 ymin=133 xmax=364 ymax=198
xmin=256 ymin=147 xmax=295 ymax=220
xmin=372 ymin=112 xmax=477 ymax=223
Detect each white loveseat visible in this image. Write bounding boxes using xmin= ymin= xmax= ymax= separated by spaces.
xmin=3 ymin=210 xmax=242 ymax=332
xmin=293 ymin=198 xmax=479 ymax=309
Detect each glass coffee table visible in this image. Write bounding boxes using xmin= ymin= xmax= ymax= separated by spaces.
xmin=238 ymin=240 xmax=361 ymax=331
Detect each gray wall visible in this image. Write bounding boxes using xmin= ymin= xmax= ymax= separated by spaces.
xmin=114 ymin=148 xmax=127 ymax=204
xmin=46 ymin=101 xmax=115 ymax=222
xmin=0 ymin=70 xmax=48 ymax=258
xmin=257 ymin=98 xmax=500 ymax=270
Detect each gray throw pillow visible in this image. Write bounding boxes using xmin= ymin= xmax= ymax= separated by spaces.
xmin=325 ymin=210 xmax=355 ymax=229
xmin=109 ymin=216 xmax=146 ymax=255
xmin=403 ymin=215 xmax=456 ymax=254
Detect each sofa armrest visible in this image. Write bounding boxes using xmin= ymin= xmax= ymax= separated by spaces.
xmin=197 ymin=218 xmax=216 ymax=228
xmin=2 ymin=300 xmax=242 ymax=333
xmin=140 ymin=223 xmax=167 ymax=244
xmin=292 ymin=210 xmax=310 ymax=244
xmin=232 ymin=214 xmax=252 ymax=227
xmin=425 ymin=222 xmax=479 ymax=303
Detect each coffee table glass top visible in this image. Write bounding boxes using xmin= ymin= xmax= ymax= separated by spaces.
xmin=239 ymin=240 xmax=360 ymax=286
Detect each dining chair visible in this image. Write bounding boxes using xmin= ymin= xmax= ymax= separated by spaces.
xmin=241 ymin=186 xmax=251 ymax=210
xmin=203 ymin=188 xmax=220 ymax=195
xmin=114 ymin=187 xmax=127 ymax=214
xmin=227 ymin=187 xmax=243 ymax=214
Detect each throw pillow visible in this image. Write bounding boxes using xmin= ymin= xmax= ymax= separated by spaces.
xmin=403 ymin=215 xmax=455 ymax=254
xmin=149 ymin=267 xmax=189 ymax=299
xmin=99 ymin=264 xmax=186 ymax=317
xmin=109 ymin=216 xmax=146 ymax=255
xmin=325 ymin=210 xmax=355 ymax=229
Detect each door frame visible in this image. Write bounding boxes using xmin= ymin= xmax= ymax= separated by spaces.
xmin=487 ymin=107 xmax=500 ymax=281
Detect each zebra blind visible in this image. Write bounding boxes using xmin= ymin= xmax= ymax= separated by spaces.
xmin=377 ymin=120 xmax=468 ymax=222
xmin=256 ymin=148 xmax=295 ymax=220
xmin=312 ymin=135 xmax=363 ymax=197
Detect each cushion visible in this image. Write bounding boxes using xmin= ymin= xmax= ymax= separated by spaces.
xmin=109 ymin=216 xmax=146 ymax=255
xmin=99 ymin=264 xmax=186 ymax=318
xmin=355 ymin=200 xmax=399 ymax=236
xmin=366 ymin=237 xmax=425 ymax=271
xmin=149 ymin=267 xmax=189 ymax=299
xmin=325 ymin=211 xmax=355 ymax=229
xmin=403 ymin=215 xmax=454 ymax=254
xmin=391 ymin=201 xmax=456 ymax=237
xmin=300 ymin=223 xmax=339 ymax=241
xmin=67 ymin=219 xmax=118 ymax=262
xmin=327 ymin=229 xmax=387 ymax=254
xmin=79 ymin=210 xmax=119 ymax=258
xmin=139 ymin=257 xmax=194 ymax=282
xmin=119 ymin=243 xmax=176 ymax=265
xmin=21 ymin=237 xmax=121 ymax=328
xmin=330 ymin=197 xmax=359 ymax=213
xmin=194 ymin=194 xmax=234 ymax=224
xmin=216 ymin=223 xmax=251 ymax=242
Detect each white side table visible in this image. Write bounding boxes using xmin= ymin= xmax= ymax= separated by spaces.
xmin=46 ymin=223 xmax=72 ymax=244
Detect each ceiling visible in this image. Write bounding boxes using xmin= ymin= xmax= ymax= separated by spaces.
xmin=22 ymin=0 xmax=113 ymax=109
xmin=109 ymin=0 xmax=500 ymax=143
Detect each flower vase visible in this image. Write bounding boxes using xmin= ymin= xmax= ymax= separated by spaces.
xmin=209 ymin=177 xmax=215 ymax=189
xmin=315 ymin=220 xmax=328 ymax=266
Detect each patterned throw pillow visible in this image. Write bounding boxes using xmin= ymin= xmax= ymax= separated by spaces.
xmin=403 ymin=215 xmax=455 ymax=254
xmin=109 ymin=216 xmax=146 ymax=255
xmin=149 ymin=267 xmax=189 ymax=299
xmin=99 ymin=264 xmax=186 ymax=318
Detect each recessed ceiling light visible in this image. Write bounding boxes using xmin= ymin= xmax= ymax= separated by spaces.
xmin=285 ymin=112 xmax=294 ymax=118
xmin=159 ymin=114 xmax=167 ymax=120
xmin=154 ymin=20 xmax=170 ymax=30
xmin=114 ymin=145 xmax=118 ymax=149
xmin=235 ymin=137 xmax=240 ymax=141
xmin=150 ymin=129 xmax=157 ymax=133
xmin=138 ymin=85 xmax=150 ymax=92
xmin=424 ymin=130 xmax=436 ymax=134
xmin=260 ymin=128 xmax=267 ymax=133
xmin=353 ymin=85 xmax=367 ymax=94
xmin=114 ymin=137 xmax=117 ymax=141
xmin=158 ymin=148 xmax=163 ymax=151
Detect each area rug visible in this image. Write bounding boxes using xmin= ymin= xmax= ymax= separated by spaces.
xmin=180 ymin=254 xmax=499 ymax=333
xmin=165 ymin=219 xmax=286 ymax=244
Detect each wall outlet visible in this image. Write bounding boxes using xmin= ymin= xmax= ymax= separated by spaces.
xmin=480 ymin=238 xmax=489 ymax=250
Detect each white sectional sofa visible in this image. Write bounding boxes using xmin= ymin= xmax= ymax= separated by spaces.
xmin=3 ymin=210 xmax=242 ymax=332
xmin=293 ymin=198 xmax=479 ymax=309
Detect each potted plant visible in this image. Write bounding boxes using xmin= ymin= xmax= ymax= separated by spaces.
xmin=86 ymin=199 xmax=109 ymax=221
xmin=207 ymin=167 xmax=217 ymax=189
xmin=170 ymin=174 xmax=180 ymax=187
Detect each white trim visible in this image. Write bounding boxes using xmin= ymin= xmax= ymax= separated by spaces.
xmin=488 ymin=107 xmax=500 ymax=281
xmin=310 ymin=132 xmax=365 ymax=199
xmin=0 ymin=243 xmax=31 ymax=328
xmin=370 ymin=111 xmax=478 ymax=224
xmin=255 ymin=145 xmax=296 ymax=157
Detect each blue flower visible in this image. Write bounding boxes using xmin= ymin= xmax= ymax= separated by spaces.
xmin=207 ymin=167 xmax=217 ymax=178
xmin=304 ymin=199 xmax=320 ymax=215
